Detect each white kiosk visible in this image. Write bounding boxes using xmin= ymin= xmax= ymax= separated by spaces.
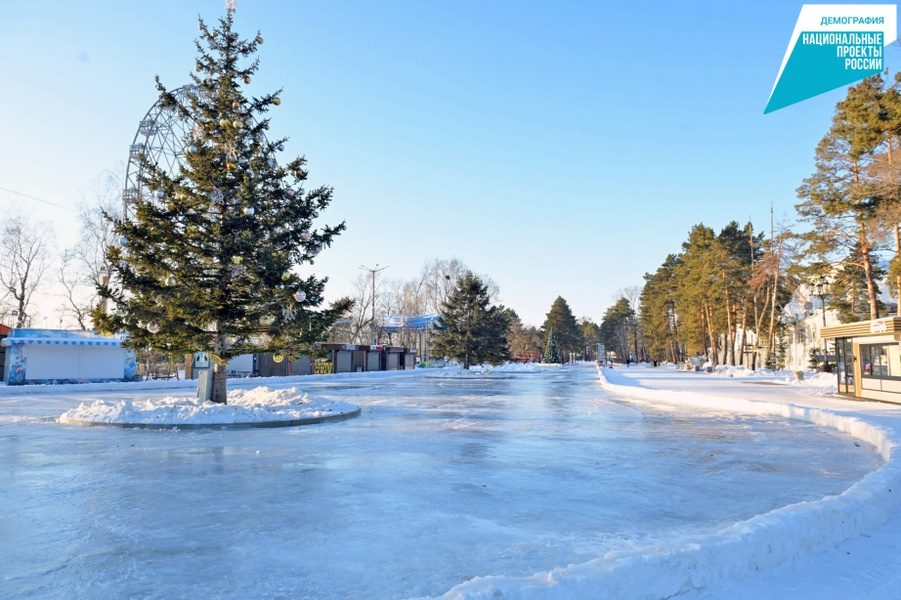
xmin=1 ymin=329 xmax=136 ymax=385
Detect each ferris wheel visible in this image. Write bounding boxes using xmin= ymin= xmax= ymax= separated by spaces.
xmin=122 ymin=84 xmax=198 ymax=215
xmin=121 ymin=84 xmax=271 ymax=215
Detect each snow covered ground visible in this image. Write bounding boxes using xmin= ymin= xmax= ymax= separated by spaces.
xmin=596 ymin=365 xmax=901 ymax=600
xmin=58 ymin=386 xmax=360 ymax=427
xmin=0 ymin=363 xmax=896 ymax=599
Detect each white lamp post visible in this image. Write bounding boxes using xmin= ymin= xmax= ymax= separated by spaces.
xmin=814 ymin=276 xmax=830 ymax=371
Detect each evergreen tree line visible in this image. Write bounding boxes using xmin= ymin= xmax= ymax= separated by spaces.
xmin=431 ymin=279 xmax=602 ymax=367
xmin=632 ymin=73 xmax=901 ymax=367
xmin=636 ymin=221 xmax=787 ymax=368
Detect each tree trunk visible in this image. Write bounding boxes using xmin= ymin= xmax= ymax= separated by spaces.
xmin=768 ymin=264 xmax=780 ymax=356
xmin=851 ymin=159 xmax=880 ymax=320
xmin=705 ymin=305 xmax=718 ymax=366
xmin=889 ymin=143 xmax=901 ymax=313
xmin=211 ymin=361 xmax=227 ymax=404
xmin=859 ymin=220 xmax=880 ymax=319
xmin=724 ymin=287 xmax=734 ymax=366
xmin=895 ymin=224 xmax=901 ymax=312
xmin=211 ymin=330 xmax=228 ymax=404
xmin=738 ymin=299 xmax=748 ymax=368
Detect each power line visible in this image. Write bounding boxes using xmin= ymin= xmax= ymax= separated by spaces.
xmin=0 ymin=185 xmax=77 ymax=212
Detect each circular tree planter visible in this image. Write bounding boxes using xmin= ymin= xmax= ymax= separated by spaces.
xmin=58 ymin=386 xmax=361 ymax=429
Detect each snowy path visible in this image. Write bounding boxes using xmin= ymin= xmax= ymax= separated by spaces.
xmin=601 ymin=366 xmax=901 ymax=600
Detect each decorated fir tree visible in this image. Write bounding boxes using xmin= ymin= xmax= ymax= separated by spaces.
xmin=93 ymin=8 xmax=349 ymax=403
xmin=543 ymin=329 xmax=562 ymax=364
xmin=432 ymin=272 xmax=509 ymax=369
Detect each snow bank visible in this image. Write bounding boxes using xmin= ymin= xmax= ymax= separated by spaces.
xmin=429 ymin=362 xmax=543 ymax=378
xmin=709 ymin=365 xmax=838 ymax=389
xmin=58 ymin=386 xmax=360 ymax=428
xmin=434 ymin=367 xmax=901 ymax=600
xmin=477 ymin=362 xmax=542 ymax=373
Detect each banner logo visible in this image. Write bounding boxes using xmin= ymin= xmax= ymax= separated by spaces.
xmin=765 ymin=4 xmax=896 ymax=113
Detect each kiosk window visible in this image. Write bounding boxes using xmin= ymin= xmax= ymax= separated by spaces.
xmin=861 ymin=343 xmax=901 ymax=378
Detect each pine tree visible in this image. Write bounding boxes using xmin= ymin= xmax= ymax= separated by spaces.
xmin=579 ymin=318 xmax=601 ymax=360
xmin=828 ymin=243 xmax=886 ymax=322
xmin=541 ymin=297 xmax=582 ymax=359
xmin=674 ymin=224 xmax=722 ymax=362
xmin=600 ymin=297 xmax=636 ymax=362
xmin=93 ymin=9 xmax=350 ymax=403
xmin=640 ymin=254 xmax=683 ymax=364
xmin=543 ymin=329 xmax=561 ymax=363
xmin=432 ymin=272 xmax=509 ymax=369
xmin=796 ymin=76 xmax=887 ymax=320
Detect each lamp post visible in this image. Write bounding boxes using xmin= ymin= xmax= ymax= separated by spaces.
xmin=814 ymin=276 xmax=830 ymax=371
xmin=360 ymin=264 xmax=387 ymax=345
xmin=11 ymin=309 xmax=19 ymax=329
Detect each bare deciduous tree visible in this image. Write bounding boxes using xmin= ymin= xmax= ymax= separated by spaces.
xmin=58 ymin=170 xmax=122 ymax=329
xmin=329 ymin=257 xmax=500 ymax=347
xmin=340 ymin=272 xmax=381 ymax=344
xmin=0 ymin=208 xmax=55 ymax=328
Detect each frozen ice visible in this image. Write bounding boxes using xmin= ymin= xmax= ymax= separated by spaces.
xmin=0 ymin=364 xmax=888 ymax=599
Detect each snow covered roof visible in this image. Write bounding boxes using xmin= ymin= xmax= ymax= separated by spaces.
xmin=380 ymin=314 xmax=440 ymax=332
xmin=0 ymin=328 xmax=124 ymax=347
xmin=2 ymin=338 xmax=123 ymax=347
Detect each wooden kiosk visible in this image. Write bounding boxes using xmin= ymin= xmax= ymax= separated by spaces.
xmin=821 ymin=317 xmax=901 ymax=403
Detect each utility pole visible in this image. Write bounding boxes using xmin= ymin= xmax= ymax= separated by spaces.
xmin=360 ymin=264 xmax=388 ymax=345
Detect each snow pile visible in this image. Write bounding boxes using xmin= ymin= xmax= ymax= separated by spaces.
xmin=473 ymin=362 xmax=542 ymax=373
xmin=789 ymin=371 xmax=838 ymax=389
xmin=58 ymin=386 xmax=360 ymax=427
xmin=425 ymin=362 xmax=540 ymax=378
xmin=435 ymin=367 xmax=901 ymax=600
xmin=711 ymin=365 xmax=767 ymax=378
xmin=708 ymin=365 xmax=838 ymax=390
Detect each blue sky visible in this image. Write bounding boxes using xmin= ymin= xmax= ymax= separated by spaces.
xmin=1 ymin=1 xmax=898 ymax=327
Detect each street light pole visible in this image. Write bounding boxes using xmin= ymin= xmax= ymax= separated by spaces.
xmin=360 ymin=264 xmax=387 ymax=345
xmin=815 ymin=276 xmax=830 ymax=371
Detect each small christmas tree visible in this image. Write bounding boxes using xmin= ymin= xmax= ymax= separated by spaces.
xmin=543 ymin=329 xmax=562 ymax=364
xmin=94 ymin=8 xmax=349 ymax=403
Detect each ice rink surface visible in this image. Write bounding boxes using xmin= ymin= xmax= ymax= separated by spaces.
xmin=0 ymin=364 xmax=885 ymax=599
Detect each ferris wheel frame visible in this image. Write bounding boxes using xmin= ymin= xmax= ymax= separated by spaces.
xmin=122 ymin=85 xmax=199 ymax=217
xmin=121 ymin=84 xmax=271 ymax=217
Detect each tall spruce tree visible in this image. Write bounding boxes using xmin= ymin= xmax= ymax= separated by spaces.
xmin=541 ymin=297 xmax=582 ymax=359
xmin=93 ymin=9 xmax=350 ymax=403
xmin=432 ymin=272 xmax=509 ymax=369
